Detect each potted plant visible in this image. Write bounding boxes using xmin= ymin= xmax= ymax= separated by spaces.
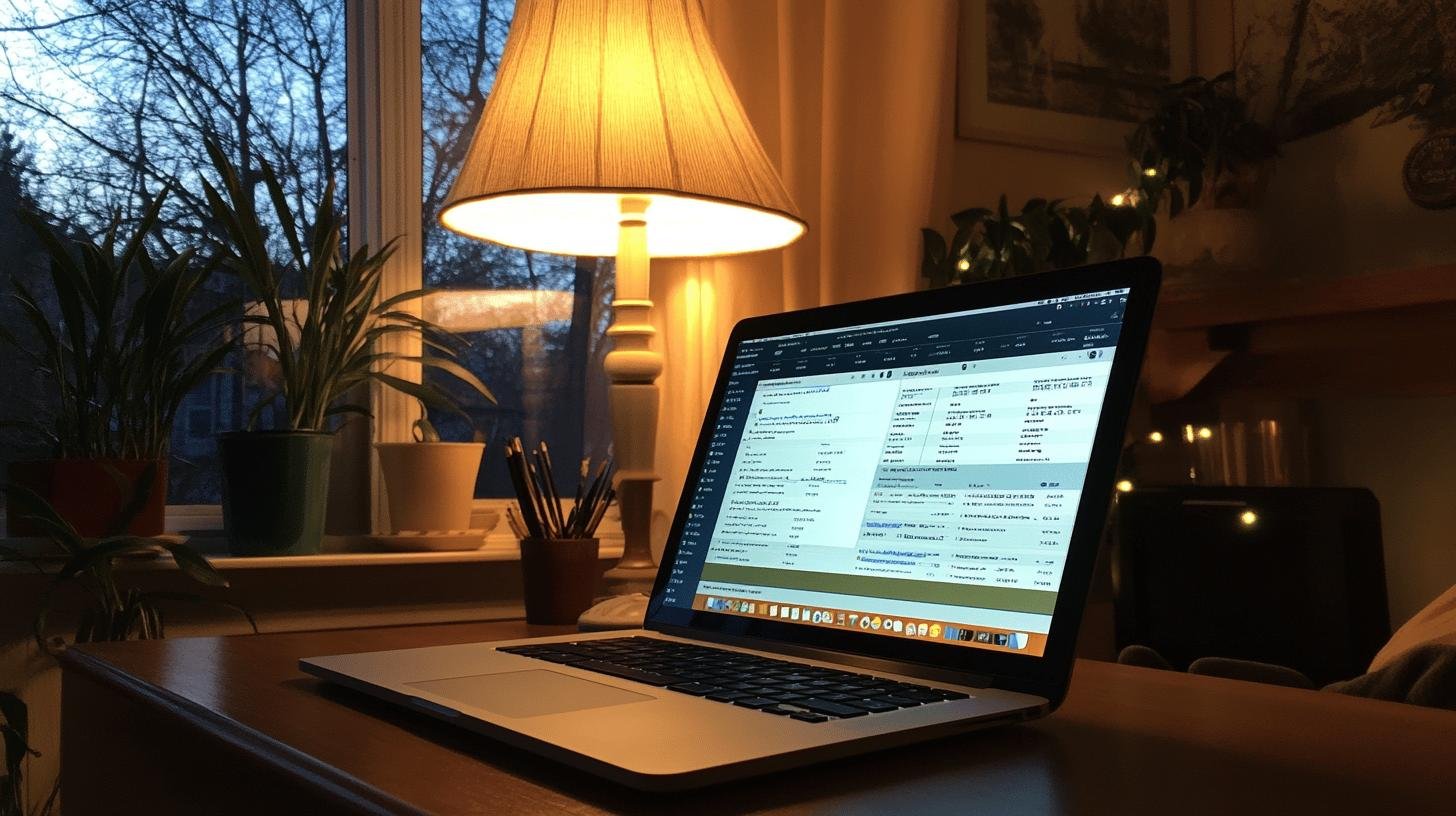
xmin=0 ymin=484 xmax=254 ymax=816
xmin=921 ymin=194 xmax=1153 ymax=286
xmin=1127 ymin=71 xmax=1279 ymax=273
xmin=0 ymin=193 xmax=232 ymax=537
xmin=201 ymin=142 xmax=492 ymax=556
xmin=374 ymin=406 xmax=493 ymax=545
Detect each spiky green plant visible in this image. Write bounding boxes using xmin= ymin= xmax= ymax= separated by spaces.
xmin=0 ymin=193 xmax=233 ymax=459
xmin=199 ymin=141 xmax=493 ymax=431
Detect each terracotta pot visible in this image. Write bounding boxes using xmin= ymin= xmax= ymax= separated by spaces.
xmin=520 ymin=537 xmax=601 ymax=625
xmin=375 ymin=442 xmax=485 ymax=532
xmin=5 ymin=458 xmax=168 ymax=537
xmin=219 ymin=431 xmax=333 ymax=556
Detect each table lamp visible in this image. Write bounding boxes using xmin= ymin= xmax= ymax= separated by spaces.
xmin=438 ymin=0 xmax=805 ymax=592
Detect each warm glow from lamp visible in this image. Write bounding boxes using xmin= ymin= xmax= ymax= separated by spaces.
xmin=1197 ymin=426 xmax=1214 ymax=440
xmin=1116 ymin=479 xmax=1134 ymax=493
xmin=435 ymin=0 xmax=805 ymax=257
xmin=441 ymin=192 xmax=803 ymax=258
xmin=1142 ymin=167 xmax=1158 ymax=178
xmin=1240 ymin=509 xmax=1259 ymax=527
xmin=1109 ymin=193 xmax=1127 ymax=207
xmin=1147 ymin=430 xmax=1164 ymax=443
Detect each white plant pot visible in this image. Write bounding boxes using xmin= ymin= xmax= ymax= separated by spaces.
xmin=1156 ymin=207 xmax=1268 ymax=273
xmin=375 ymin=442 xmax=485 ymax=533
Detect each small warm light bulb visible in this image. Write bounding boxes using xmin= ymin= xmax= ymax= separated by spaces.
xmin=1109 ymin=193 xmax=1127 ymax=207
xmin=1147 ymin=430 xmax=1164 ymax=443
xmin=1143 ymin=167 xmax=1158 ymax=178
xmin=956 ymin=258 xmax=971 ymax=272
xmin=1197 ymin=426 xmax=1213 ymax=440
xmin=1116 ymin=479 xmax=1134 ymax=493
xmin=1183 ymin=424 xmax=1196 ymax=443
xmin=1240 ymin=509 xmax=1259 ymax=527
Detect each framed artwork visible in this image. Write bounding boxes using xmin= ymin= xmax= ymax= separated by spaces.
xmin=957 ymin=0 xmax=1195 ymax=155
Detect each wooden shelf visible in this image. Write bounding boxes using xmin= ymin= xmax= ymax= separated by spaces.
xmin=1145 ymin=263 xmax=1456 ymax=402
xmin=1154 ymin=263 xmax=1456 ymax=330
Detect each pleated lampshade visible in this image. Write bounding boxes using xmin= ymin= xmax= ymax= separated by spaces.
xmin=438 ymin=0 xmax=806 ymax=258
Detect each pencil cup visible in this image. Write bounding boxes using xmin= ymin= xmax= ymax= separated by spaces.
xmin=520 ymin=537 xmax=601 ymax=625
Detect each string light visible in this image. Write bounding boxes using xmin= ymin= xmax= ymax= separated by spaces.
xmin=1143 ymin=167 xmax=1158 ymax=178
xmin=1197 ymin=426 xmax=1213 ymax=440
xmin=1147 ymin=430 xmax=1164 ymax=443
xmin=1240 ymin=509 xmax=1259 ymax=527
xmin=1110 ymin=193 xmax=1127 ymax=207
xmin=956 ymin=258 xmax=971 ymax=272
xmin=1116 ymin=479 xmax=1134 ymax=493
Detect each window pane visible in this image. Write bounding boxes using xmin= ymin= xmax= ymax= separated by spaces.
xmin=0 ymin=3 xmax=347 ymax=507
xmin=421 ymin=0 xmax=614 ymax=498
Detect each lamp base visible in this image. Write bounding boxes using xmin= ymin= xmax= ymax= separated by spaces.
xmin=602 ymin=562 xmax=657 ymax=596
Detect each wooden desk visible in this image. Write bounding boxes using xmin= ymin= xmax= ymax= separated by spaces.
xmin=60 ymin=621 xmax=1456 ymax=815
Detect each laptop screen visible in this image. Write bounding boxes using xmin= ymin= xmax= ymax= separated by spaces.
xmin=657 ymin=286 xmax=1132 ymax=658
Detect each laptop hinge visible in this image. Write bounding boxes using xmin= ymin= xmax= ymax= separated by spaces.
xmin=649 ymin=625 xmax=996 ymax=689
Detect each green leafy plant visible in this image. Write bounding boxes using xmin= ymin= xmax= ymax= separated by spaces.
xmin=0 ymin=691 xmax=56 ymax=816
xmin=200 ymin=141 xmax=494 ymax=431
xmin=923 ymin=72 xmax=1274 ymax=287
xmin=1127 ymin=71 xmax=1279 ymax=214
xmin=922 ymin=194 xmax=1155 ymax=286
xmin=0 ymin=193 xmax=233 ymax=458
xmin=2 ymin=484 xmax=254 ymax=651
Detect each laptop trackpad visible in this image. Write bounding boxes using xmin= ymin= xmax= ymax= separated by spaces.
xmin=407 ymin=669 xmax=653 ymax=718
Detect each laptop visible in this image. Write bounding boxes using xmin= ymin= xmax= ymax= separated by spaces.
xmin=302 ymin=257 xmax=1161 ymax=791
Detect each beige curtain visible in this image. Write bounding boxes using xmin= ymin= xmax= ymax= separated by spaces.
xmin=648 ymin=0 xmax=958 ymax=555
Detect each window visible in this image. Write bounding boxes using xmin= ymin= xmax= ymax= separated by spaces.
xmin=0 ymin=2 xmax=347 ymax=507
xmin=1 ymin=2 xmax=612 ymax=520
xmin=419 ymin=0 xmax=613 ymax=498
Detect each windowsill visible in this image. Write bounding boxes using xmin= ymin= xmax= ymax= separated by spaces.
xmin=1 ymin=495 xmax=626 ymax=574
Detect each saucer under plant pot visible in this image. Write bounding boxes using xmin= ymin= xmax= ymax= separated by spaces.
xmin=201 ymin=139 xmax=494 ymax=557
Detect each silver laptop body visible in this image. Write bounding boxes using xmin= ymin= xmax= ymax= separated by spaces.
xmin=302 ymin=259 xmax=1161 ymax=791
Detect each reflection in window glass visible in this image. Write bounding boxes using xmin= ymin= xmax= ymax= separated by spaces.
xmin=0 ymin=2 xmax=347 ymax=506
xmin=421 ymin=0 xmax=613 ymax=497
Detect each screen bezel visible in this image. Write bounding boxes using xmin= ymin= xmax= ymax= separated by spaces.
xmin=644 ymin=257 xmax=1161 ymax=706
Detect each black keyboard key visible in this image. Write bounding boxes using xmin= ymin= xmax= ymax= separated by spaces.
xmin=898 ymin=688 xmax=965 ymax=702
xmin=880 ymin=695 xmax=924 ymax=707
xmin=733 ymin=697 xmax=780 ymax=710
xmin=790 ymin=712 xmax=830 ymax=723
xmin=705 ymin=690 xmax=748 ymax=703
xmin=846 ymin=699 xmax=899 ymax=714
xmin=667 ymin=682 xmax=722 ymax=696
xmin=797 ymin=698 xmax=869 ymax=718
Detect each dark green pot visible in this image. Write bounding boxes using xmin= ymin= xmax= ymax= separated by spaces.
xmin=219 ymin=431 xmax=334 ymax=556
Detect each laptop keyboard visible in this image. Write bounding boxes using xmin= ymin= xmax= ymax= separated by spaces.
xmin=497 ymin=636 xmax=969 ymax=723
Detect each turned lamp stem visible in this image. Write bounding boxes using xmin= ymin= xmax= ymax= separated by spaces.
xmin=601 ymin=196 xmax=661 ymax=591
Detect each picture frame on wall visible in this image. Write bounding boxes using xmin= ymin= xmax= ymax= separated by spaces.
xmin=957 ymin=0 xmax=1195 ymax=156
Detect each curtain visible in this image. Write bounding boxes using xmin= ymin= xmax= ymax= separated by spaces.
xmin=648 ymin=0 xmax=959 ymax=556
